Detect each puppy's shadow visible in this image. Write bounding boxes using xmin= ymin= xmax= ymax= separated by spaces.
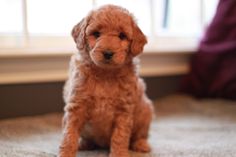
xmin=78 ymin=150 xmax=151 ymax=157
xmin=77 ymin=150 xmax=108 ymax=157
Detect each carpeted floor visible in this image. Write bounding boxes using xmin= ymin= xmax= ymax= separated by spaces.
xmin=0 ymin=94 xmax=236 ymax=157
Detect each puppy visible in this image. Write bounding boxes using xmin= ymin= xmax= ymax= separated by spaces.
xmin=59 ymin=5 xmax=153 ymax=157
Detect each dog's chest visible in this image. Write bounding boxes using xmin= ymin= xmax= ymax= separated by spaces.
xmin=84 ymin=74 xmax=130 ymax=96
xmin=93 ymin=79 xmax=120 ymax=97
xmin=91 ymin=79 xmax=125 ymax=109
xmin=81 ymin=79 xmax=122 ymax=143
xmin=86 ymin=77 xmax=135 ymax=116
xmin=81 ymin=76 xmax=137 ymax=145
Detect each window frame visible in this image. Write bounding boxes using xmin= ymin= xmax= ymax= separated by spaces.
xmin=0 ymin=0 xmax=217 ymax=84
xmin=0 ymin=0 xmax=213 ymax=50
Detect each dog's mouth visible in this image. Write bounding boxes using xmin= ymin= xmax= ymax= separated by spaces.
xmin=90 ymin=49 xmax=127 ymax=69
xmin=91 ymin=56 xmax=123 ymax=69
xmin=103 ymin=59 xmax=112 ymax=64
xmin=96 ymin=59 xmax=122 ymax=69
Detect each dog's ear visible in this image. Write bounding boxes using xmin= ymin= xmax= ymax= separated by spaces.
xmin=130 ymin=22 xmax=147 ymax=56
xmin=71 ymin=14 xmax=92 ymax=50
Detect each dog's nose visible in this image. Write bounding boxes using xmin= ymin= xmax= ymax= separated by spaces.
xmin=103 ymin=51 xmax=114 ymax=60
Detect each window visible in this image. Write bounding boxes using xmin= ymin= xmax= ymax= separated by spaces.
xmin=27 ymin=0 xmax=92 ymax=35
xmin=0 ymin=0 xmax=219 ymax=50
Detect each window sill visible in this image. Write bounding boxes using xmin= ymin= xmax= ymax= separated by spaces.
xmin=0 ymin=39 xmax=197 ymax=84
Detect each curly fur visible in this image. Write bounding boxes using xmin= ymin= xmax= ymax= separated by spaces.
xmin=59 ymin=5 xmax=153 ymax=157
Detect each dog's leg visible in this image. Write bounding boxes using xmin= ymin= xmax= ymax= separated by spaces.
xmin=131 ymin=138 xmax=151 ymax=153
xmin=110 ymin=113 xmax=133 ymax=157
xmin=59 ymin=105 xmax=86 ymax=157
xmin=131 ymin=102 xmax=152 ymax=153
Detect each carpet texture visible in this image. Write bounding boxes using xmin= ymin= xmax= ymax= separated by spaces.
xmin=0 ymin=94 xmax=236 ymax=157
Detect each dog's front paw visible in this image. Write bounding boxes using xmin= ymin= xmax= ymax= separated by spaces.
xmin=58 ymin=146 xmax=77 ymax=157
xmin=58 ymin=152 xmax=76 ymax=157
xmin=131 ymin=139 xmax=151 ymax=153
xmin=109 ymin=151 xmax=130 ymax=157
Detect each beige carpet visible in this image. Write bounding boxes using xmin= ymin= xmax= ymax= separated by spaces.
xmin=0 ymin=94 xmax=236 ymax=157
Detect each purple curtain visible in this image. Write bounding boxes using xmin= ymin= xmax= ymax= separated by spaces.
xmin=181 ymin=0 xmax=236 ymax=100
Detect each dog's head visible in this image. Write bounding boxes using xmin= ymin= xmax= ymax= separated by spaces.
xmin=72 ymin=5 xmax=147 ymax=69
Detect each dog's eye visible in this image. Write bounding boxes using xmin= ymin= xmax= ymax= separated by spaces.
xmin=92 ymin=31 xmax=100 ymax=38
xmin=119 ymin=32 xmax=127 ymax=40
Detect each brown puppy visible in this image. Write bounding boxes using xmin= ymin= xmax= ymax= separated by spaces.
xmin=59 ymin=5 xmax=153 ymax=157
